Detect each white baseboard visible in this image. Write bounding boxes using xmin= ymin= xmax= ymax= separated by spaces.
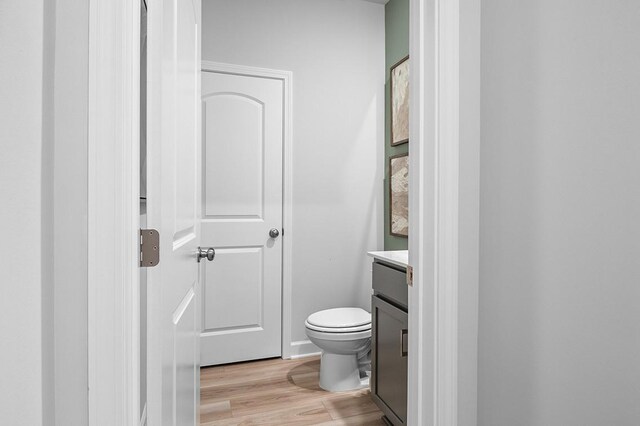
xmin=285 ymin=340 xmax=321 ymax=359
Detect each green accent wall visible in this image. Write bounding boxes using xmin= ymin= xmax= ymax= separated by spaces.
xmin=384 ymin=0 xmax=409 ymax=250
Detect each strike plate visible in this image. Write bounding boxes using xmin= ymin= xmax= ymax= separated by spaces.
xmin=406 ymin=265 xmax=414 ymax=287
xmin=140 ymin=229 xmax=160 ymax=267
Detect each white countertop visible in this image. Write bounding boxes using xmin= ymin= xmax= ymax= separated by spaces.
xmin=367 ymin=250 xmax=408 ymax=269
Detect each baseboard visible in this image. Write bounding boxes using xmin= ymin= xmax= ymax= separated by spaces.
xmin=285 ymin=339 xmax=321 ymax=359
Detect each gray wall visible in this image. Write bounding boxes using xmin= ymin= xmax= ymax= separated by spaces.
xmin=459 ymin=0 xmax=480 ymax=424
xmin=202 ymin=0 xmax=385 ymax=351
xmin=479 ymin=1 xmax=640 ymax=425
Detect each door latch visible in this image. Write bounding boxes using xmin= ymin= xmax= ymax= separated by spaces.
xmin=140 ymin=229 xmax=160 ymax=267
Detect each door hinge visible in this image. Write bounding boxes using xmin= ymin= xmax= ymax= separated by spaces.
xmin=406 ymin=265 xmax=413 ymax=287
xmin=140 ymin=229 xmax=160 ymax=267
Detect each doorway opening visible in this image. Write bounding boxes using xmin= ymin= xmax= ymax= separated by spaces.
xmin=87 ymin=0 xmax=478 ymax=423
xmin=195 ymin=0 xmax=394 ymax=424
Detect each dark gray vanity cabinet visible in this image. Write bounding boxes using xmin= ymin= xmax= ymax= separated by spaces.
xmin=371 ymin=260 xmax=408 ymax=425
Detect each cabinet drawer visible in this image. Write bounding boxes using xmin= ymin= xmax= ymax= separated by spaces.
xmin=372 ymin=261 xmax=408 ymax=308
xmin=371 ymin=295 xmax=408 ymax=425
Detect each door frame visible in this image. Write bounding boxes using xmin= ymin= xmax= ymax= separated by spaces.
xmin=407 ymin=0 xmax=480 ymax=425
xmin=86 ymin=0 xmax=141 ymax=425
xmin=200 ymin=61 xmax=295 ymax=360
xmin=85 ymin=1 xmax=481 ymax=426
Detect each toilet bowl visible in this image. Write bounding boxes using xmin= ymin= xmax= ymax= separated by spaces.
xmin=305 ymin=307 xmax=372 ymax=392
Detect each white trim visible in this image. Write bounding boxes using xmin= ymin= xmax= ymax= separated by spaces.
xmin=144 ymin=0 xmax=163 ymax=422
xmin=408 ymin=0 xmax=479 ymax=425
xmin=281 ymin=67 xmax=294 ymax=361
xmin=287 ymin=340 xmax=321 ymax=360
xmin=139 ymin=403 xmax=147 ymax=426
xmin=87 ymin=0 xmax=140 ymax=425
xmin=407 ymin=0 xmax=434 ymax=423
xmin=435 ymin=0 xmax=460 ymax=423
xmin=199 ymin=61 xmax=295 ymax=360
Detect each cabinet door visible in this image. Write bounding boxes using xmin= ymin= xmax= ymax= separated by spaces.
xmin=371 ymin=295 xmax=408 ymax=425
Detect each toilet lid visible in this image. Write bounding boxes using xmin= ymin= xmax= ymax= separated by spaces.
xmin=306 ymin=307 xmax=371 ymax=329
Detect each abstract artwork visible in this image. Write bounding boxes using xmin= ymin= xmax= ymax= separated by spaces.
xmin=390 ymin=153 xmax=409 ymax=237
xmin=391 ymin=56 xmax=410 ymax=146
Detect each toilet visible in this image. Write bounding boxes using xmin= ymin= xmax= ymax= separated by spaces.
xmin=305 ymin=307 xmax=372 ymax=392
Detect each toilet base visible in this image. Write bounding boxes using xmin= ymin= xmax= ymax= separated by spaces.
xmin=319 ymin=352 xmax=369 ymax=392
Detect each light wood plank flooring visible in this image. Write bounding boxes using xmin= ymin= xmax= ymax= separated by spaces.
xmin=200 ymin=356 xmax=385 ymax=425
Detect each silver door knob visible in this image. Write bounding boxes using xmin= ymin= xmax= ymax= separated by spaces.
xmin=269 ymin=228 xmax=280 ymax=238
xmin=197 ymin=247 xmax=215 ymax=262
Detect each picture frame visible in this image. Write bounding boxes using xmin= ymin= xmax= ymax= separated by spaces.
xmin=390 ymin=55 xmax=410 ymax=146
xmin=389 ymin=153 xmax=409 ymax=237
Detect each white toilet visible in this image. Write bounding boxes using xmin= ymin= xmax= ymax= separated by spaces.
xmin=305 ymin=307 xmax=372 ymax=392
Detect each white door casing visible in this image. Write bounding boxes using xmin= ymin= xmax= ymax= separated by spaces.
xmin=84 ymin=1 xmax=480 ymax=424
xmin=87 ymin=0 xmax=141 ymax=424
xmin=200 ymin=63 xmax=287 ymax=366
xmin=407 ymin=0 xmax=480 ymax=425
xmin=146 ymin=0 xmax=202 ymax=425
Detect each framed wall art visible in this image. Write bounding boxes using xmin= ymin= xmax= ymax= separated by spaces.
xmin=390 ymin=55 xmax=410 ymax=146
xmin=389 ymin=153 xmax=409 ymax=237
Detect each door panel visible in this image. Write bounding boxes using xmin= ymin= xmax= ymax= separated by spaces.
xmin=203 ymin=94 xmax=264 ymax=218
xmin=146 ymin=0 xmax=201 ymax=424
xmin=174 ymin=0 xmax=198 ymax=237
xmin=200 ymin=69 xmax=283 ymax=366
xmin=203 ymin=247 xmax=263 ymax=332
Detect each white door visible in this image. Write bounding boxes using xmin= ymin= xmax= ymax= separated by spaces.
xmin=146 ymin=0 xmax=201 ymax=425
xmin=200 ymin=67 xmax=284 ymax=366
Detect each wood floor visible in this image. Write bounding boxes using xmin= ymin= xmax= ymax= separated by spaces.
xmin=200 ymin=356 xmax=385 ymax=425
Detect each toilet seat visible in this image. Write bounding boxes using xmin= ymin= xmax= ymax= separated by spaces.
xmin=305 ymin=321 xmax=371 ymax=333
xmin=305 ymin=308 xmax=371 ymax=333
xmin=305 ymin=307 xmax=371 ymax=333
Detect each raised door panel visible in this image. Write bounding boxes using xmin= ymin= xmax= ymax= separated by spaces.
xmin=173 ymin=0 xmax=198 ymax=242
xmin=203 ymin=247 xmax=263 ymax=332
xmin=203 ymin=94 xmax=264 ymax=219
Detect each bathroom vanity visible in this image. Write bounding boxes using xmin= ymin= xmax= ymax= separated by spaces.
xmin=367 ymin=251 xmax=408 ymax=426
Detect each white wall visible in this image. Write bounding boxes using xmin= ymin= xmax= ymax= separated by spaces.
xmin=0 ymin=0 xmax=53 ymax=424
xmin=53 ymin=0 xmax=90 ymax=424
xmin=480 ymin=1 xmax=640 ymax=425
xmin=1 ymin=1 xmax=90 ymax=424
xmin=202 ymin=0 xmax=385 ymax=352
